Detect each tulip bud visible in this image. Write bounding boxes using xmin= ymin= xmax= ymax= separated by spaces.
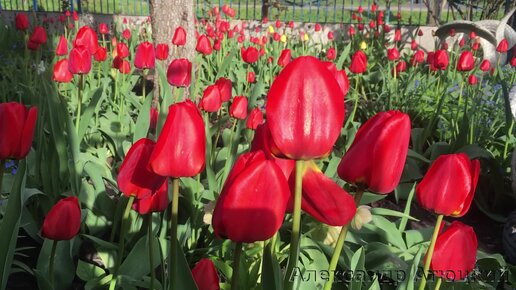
xmin=200 ymin=85 xmax=222 ymax=112
xmin=246 ymin=107 xmax=263 ymax=130
xmin=433 ymin=49 xmax=449 ymax=70
xmin=196 ymin=35 xmax=213 ymax=55
xmin=496 ymin=38 xmax=508 ymax=53
xmin=350 ymin=50 xmax=367 ymax=74
xmin=150 ymin=100 xmax=206 ymax=177
xmin=241 ymin=46 xmax=259 ymax=64
xmin=122 ymin=29 xmax=131 ymax=40
xmin=15 ymin=13 xmax=29 ymax=31
xmin=132 ymin=182 xmax=168 ymax=214
xmin=215 ymin=77 xmax=232 ymax=102
xmin=99 ymin=23 xmax=109 ymax=35
xmin=30 ymin=26 xmax=47 ymax=45
xmin=456 ymin=51 xmax=475 ymax=71
xmin=192 ymin=259 xmax=220 ymax=290
xmin=171 ymin=26 xmax=187 ymax=46
xmin=479 ymin=59 xmax=491 ymax=71
xmin=416 ymin=153 xmax=480 ymax=217
xmin=119 ymin=60 xmax=131 ymax=74
xmin=56 ymin=35 xmax=68 ymax=56
xmin=387 ymin=47 xmax=400 ymax=61
xmin=134 ymin=41 xmax=156 ymax=69
xmin=116 ymin=42 xmax=130 ymax=58
xmin=247 ymin=71 xmax=256 ymax=83
xmin=277 ymin=49 xmax=292 ymax=67
xmin=167 ymin=58 xmax=192 ymax=87
xmin=326 ymin=47 xmax=336 ymax=60
xmin=53 ymin=59 xmax=73 ymax=83
xmin=468 ymin=74 xmax=478 ymax=85
xmin=351 ymin=205 xmax=372 ymax=230
xmin=230 ymin=96 xmax=248 ymax=120
xmin=68 ymin=46 xmax=92 ymax=74
xmin=41 ymin=197 xmax=81 ymax=241
xmin=0 ymin=102 xmax=38 ymax=160
xmin=74 ymin=26 xmax=99 ymax=54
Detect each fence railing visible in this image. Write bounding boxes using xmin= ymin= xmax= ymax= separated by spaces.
xmin=0 ymin=0 xmax=513 ymax=25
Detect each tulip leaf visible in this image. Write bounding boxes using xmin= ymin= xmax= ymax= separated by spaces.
xmin=216 ymin=47 xmax=238 ymax=79
xmin=404 ymin=228 xmax=433 ymax=249
xmin=336 ymin=42 xmax=351 ymax=70
xmin=78 ymin=87 xmax=105 ymax=141
xmin=397 ymin=245 xmax=425 ymax=290
xmin=0 ymin=160 xmax=26 ymax=290
xmin=119 ymin=234 xmax=161 ymax=278
xmin=349 ymin=247 xmax=365 ymax=290
xmin=133 ymin=92 xmax=153 ymax=143
xmin=363 ymin=216 xmax=407 ymax=250
xmin=369 ymin=208 xmax=419 ymax=222
xmin=76 ymin=260 xmax=106 ymax=282
xmin=36 ymin=239 xmax=76 ymax=290
xmin=262 ymin=240 xmax=283 ymax=290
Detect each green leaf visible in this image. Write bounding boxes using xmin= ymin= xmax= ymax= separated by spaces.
xmin=369 ymin=208 xmax=419 ymax=222
xmin=216 ymin=47 xmax=238 ymax=79
xmin=78 ymin=87 xmax=105 ymax=141
xmin=262 ymin=240 xmax=283 ymax=290
xmin=0 ymin=160 xmax=26 ymax=290
xmin=397 ymin=245 xmax=425 ymax=290
xmin=119 ymin=235 xmax=160 ymax=278
xmin=349 ymin=247 xmax=365 ymax=290
xmin=36 ymin=239 xmax=76 ymax=290
xmin=133 ymin=92 xmax=153 ymax=143
xmin=76 ymin=260 xmax=106 ymax=282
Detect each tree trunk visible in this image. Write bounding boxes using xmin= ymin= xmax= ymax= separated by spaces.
xmin=150 ymin=0 xmax=195 ymax=102
xmin=426 ymin=0 xmax=441 ymax=25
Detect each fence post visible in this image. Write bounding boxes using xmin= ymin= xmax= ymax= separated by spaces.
xmin=32 ymin=0 xmax=38 ymax=11
xmin=78 ymin=0 xmax=82 ymax=13
xmin=71 ymin=0 xmax=75 ymax=12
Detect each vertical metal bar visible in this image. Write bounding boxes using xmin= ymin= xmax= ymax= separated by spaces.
xmin=238 ymin=0 xmax=241 ymax=19
xmin=140 ymin=0 xmax=143 ymax=16
xmin=253 ymin=0 xmax=256 ymax=19
xmin=345 ymin=0 xmax=349 ymax=23
xmin=70 ymin=0 xmax=74 ymax=12
xmin=325 ymin=0 xmax=328 ymax=22
xmin=32 ymin=0 xmax=37 ymax=11
xmin=333 ymin=0 xmax=337 ymax=22
xmin=366 ymin=0 xmax=370 ymax=19
xmin=300 ymin=0 xmax=304 ymax=22
xmin=418 ymin=0 xmax=422 ymax=25
xmin=316 ymin=0 xmax=320 ymax=22
xmin=446 ymin=1 xmax=450 ymax=22
xmin=308 ymin=0 xmax=312 ymax=22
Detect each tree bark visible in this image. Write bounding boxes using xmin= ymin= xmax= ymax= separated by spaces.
xmin=150 ymin=0 xmax=195 ymax=102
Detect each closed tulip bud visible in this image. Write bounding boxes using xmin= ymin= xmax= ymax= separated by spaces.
xmin=150 ymin=100 xmax=206 ymax=177
xmin=472 ymin=42 xmax=479 ymax=51
xmin=511 ymin=56 xmax=516 ymax=67
xmin=99 ymin=23 xmax=109 ymax=35
xmin=387 ymin=47 xmax=400 ymax=61
xmin=116 ymin=42 xmax=130 ymax=58
xmin=134 ymin=41 xmax=156 ymax=69
xmin=369 ymin=20 xmax=376 ymax=29
xmin=411 ymin=49 xmax=425 ymax=65
xmin=215 ymin=77 xmax=232 ymax=102
xmin=212 ymin=151 xmax=290 ymax=242
xmin=394 ymin=29 xmax=401 ymax=42
xmin=94 ymin=46 xmax=107 ymax=62
xmin=122 ymin=29 xmax=131 ymax=40
xmin=26 ymin=40 xmax=38 ymax=50
xmin=241 ymin=46 xmax=259 ymax=64
xmin=119 ymin=60 xmax=131 ymax=74
xmin=433 ymin=49 xmax=449 ymax=70
xmin=118 ymin=139 xmax=168 ymax=199
xmin=196 ymin=35 xmax=212 ymax=55
xmin=15 ymin=13 xmax=29 ymax=31
xmin=371 ymin=3 xmax=377 ymax=12
xmin=429 ymin=221 xmax=477 ymax=281
xmin=469 ymin=31 xmax=476 ymax=39
xmin=328 ymin=31 xmax=334 ymax=40
xmin=200 ymin=85 xmax=222 ymax=112
xmin=41 ymin=196 xmax=81 ymax=240
xmin=322 ymin=61 xmax=349 ymax=96
xmin=393 ymin=60 xmax=407 ymax=74
xmin=418 ymin=29 xmax=424 ymax=36
xmin=357 ymin=6 xmax=363 ymax=13
xmin=213 ymin=39 xmax=221 ymax=51
xmin=468 ymin=74 xmax=478 ymax=85
xmin=410 ymin=40 xmax=418 ymax=50
xmin=266 ymin=56 xmax=344 ymax=159
xmin=192 ymin=259 xmax=220 ymax=290
xmin=326 ymin=47 xmax=336 ymax=60
xmin=246 ymin=107 xmax=263 ymax=130
xmin=338 ymin=111 xmax=411 ymax=193
xmin=456 ymin=51 xmax=475 ymax=71
xmin=30 ymin=26 xmax=47 ymax=45
xmin=459 ymin=37 xmax=465 ymax=47
xmin=314 ymin=23 xmax=321 ymax=32
xmin=247 ymin=71 xmax=255 ymax=83
xmin=72 ymin=11 xmax=79 ymax=21
xmin=74 ymin=26 xmax=99 ymax=54
xmin=0 ymin=102 xmax=38 ymax=160
xmin=230 ymin=96 xmax=248 ymax=120
xmin=383 ymin=24 xmax=391 ymax=33
xmin=350 ymin=50 xmax=367 ymax=74
xmin=288 ymin=21 xmax=294 ymax=28
xmin=68 ymin=46 xmax=92 ymax=74
xmin=275 ymin=19 xmax=281 ymax=28
xmin=416 ymin=153 xmax=480 ymax=217
xmin=167 ymin=58 xmax=192 ymax=87
xmin=278 ymin=49 xmax=291 ymax=67
xmin=56 ymin=35 xmax=68 ymax=56
xmin=496 ymin=38 xmax=508 ymax=53
xmin=348 ymin=26 xmax=356 ymax=37
xmin=53 ymin=59 xmax=73 ymax=83
xmin=479 ymin=59 xmax=491 ymax=71
xmin=112 ymin=56 xmax=123 ymax=69
xmin=149 ymin=107 xmax=158 ymax=132
xmin=171 ymin=26 xmax=186 ymax=46
xmin=449 ymin=28 xmax=456 ymax=37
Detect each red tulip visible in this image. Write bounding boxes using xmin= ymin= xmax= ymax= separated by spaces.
xmin=200 ymin=85 xmax=222 ymax=112
xmin=459 ymin=37 xmax=465 ymax=47
xmin=55 ymin=36 xmax=68 ymax=56
xmin=122 ymin=29 xmax=131 ymax=40
xmin=27 ymin=40 xmax=39 ymax=51
xmin=411 ymin=40 xmax=418 ymax=51
xmin=155 ymin=43 xmax=169 ymax=60
xmin=53 ymin=59 xmax=73 ymax=83
xmin=338 ymin=111 xmax=411 ymax=193
xmin=118 ymin=138 xmax=168 ymax=199
xmin=99 ymin=23 xmax=109 ymax=35
xmin=511 ymin=56 xmax=516 ymax=67
xmin=30 ymin=26 xmax=47 ymax=45
xmin=349 ymin=50 xmax=367 ymax=74
xmin=149 ymin=107 xmax=158 ymax=132
xmin=134 ymin=41 xmax=156 ymax=69
xmin=247 ymin=71 xmax=255 ymax=83
xmin=394 ymin=29 xmax=401 ymax=42
xmin=433 ymin=49 xmax=449 ymax=70
xmin=15 ymin=13 xmax=29 ymax=31
xmin=267 ymin=56 xmax=344 ymax=160
xmin=278 ymin=49 xmax=292 ymax=67
xmin=348 ymin=26 xmax=356 ymax=37
xmin=416 ymin=153 xmax=480 ymax=217
xmin=213 ymin=39 xmax=221 ymax=51
xmin=215 ymin=77 xmax=232 ymax=102
xmin=326 ymin=47 xmax=336 ymax=60
xmin=172 ymin=26 xmax=187 ymax=46
xmin=371 ymin=3 xmax=377 ymax=12
xmin=74 ymin=26 xmax=99 ymax=54
xmin=132 ymin=181 xmax=168 ymax=214
xmin=72 ymin=11 xmax=79 ymax=21
xmin=192 ymin=259 xmax=220 ymax=290
xmin=150 ymin=100 xmax=206 ymax=177
xmin=112 ymin=56 xmax=123 ymax=70
xmin=246 ymin=107 xmax=263 ymax=130
xmin=241 ymin=46 xmax=259 ymax=64
xmin=328 ymin=31 xmax=334 ymax=40
xmin=496 ymin=38 xmax=508 ymax=53
xmin=393 ymin=61 xmax=407 ymax=74
xmin=429 ymin=221 xmax=477 ymax=281
xmin=212 ymin=151 xmax=290 ymax=242
xmin=68 ymin=46 xmax=92 ymax=74
xmin=41 ymin=197 xmax=81 ymax=241
xmin=411 ymin=50 xmax=425 ymax=65
xmin=167 ymin=58 xmax=192 ymax=87
xmin=468 ymin=74 xmax=478 ymax=85
xmin=230 ymin=96 xmax=248 ymax=120
xmin=119 ymin=60 xmax=131 ymax=74
xmin=322 ymin=61 xmax=349 ymax=96
xmin=94 ymin=46 xmax=107 ymax=62
xmin=314 ymin=23 xmax=321 ymax=32
xmin=456 ymin=51 xmax=475 ymax=71
xmin=116 ymin=42 xmax=130 ymax=58
xmin=387 ymin=47 xmax=400 ymax=61
xmin=196 ymin=35 xmax=212 ymax=55
xmin=479 ymin=59 xmax=491 ymax=71
xmin=0 ymin=102 xmax=38 ymax=160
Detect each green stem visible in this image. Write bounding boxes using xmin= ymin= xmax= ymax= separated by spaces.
xmin=110 ymin=195 xmax=135 ymax=290
xmin=148 ymin=214 xmax=155 ymax=290
xmin=503 ymin=119 xmax=514 ymax=160
xmin=0 ymin=160 xmax=5 ymax=193
xmin=221 ymin=119 xmax=238 ymax=183
xmin=75 ymin=74 xmax=84 ymax=134
xmin=169 ymin=178 xmax=180 ymax=290
xmin=48 ymin=240 xmax=58 ymax=289
xmin=433 ymin=278 xmax=442 ymax=290
xmin=142 ymin=69 xmax=147 ymax=99
xmin=323 ymin=189 xmax=364 ymax=290
xmin=345 ymin=76 xmax=361 ymax=131
xmin=231 ymin=242 xmax=243 ymax=290
xmin=283 ymin=160 xmax=305 ymax=290
xmin=418 ymin=214 xmax=444 ymax=290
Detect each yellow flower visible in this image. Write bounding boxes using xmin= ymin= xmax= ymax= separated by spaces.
xmin=360 ymin=41 xmax=367 ymax=50
xmin=280 ymin=34 xmax=287 ymax=43
xmin=303 ymin=33 xmax=309 ymax=41
xmin=268 ymin=25 xmax=275 ymax=33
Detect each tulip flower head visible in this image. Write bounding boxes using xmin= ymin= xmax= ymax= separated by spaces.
xmin=41 ymin=196 xmax=82 ymax=241
xmin=0 ymin=102 xmax=38 ymax=160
